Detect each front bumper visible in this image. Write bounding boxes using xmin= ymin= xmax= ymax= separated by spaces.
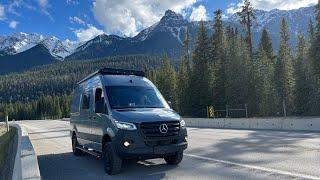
xmin=112 ymin=127 xmax=188 ymax=159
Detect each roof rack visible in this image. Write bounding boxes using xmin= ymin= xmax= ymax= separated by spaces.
xmin=78 ymin=68 xmax=145 ymax=84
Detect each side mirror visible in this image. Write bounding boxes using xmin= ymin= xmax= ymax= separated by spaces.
xmin=167 ymin=101 xmax=172 ymax=107
xmin=95 ymin=101 xmax=106 ymax=114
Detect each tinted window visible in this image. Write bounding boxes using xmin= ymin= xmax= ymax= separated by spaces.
xmin=105 ymin=86 xmax=167 ymax=109
xmin=81 ymin=94 xmax=90 ymax=110
xmin=71 ymin=90 xmax=81 ymax=113
xmin=95 ymin=88 xmax=103 ymax=102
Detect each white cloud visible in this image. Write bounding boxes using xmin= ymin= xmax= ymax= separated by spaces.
xmin=252 ymin=0 xmax=317 ymax=11
xmin=226 ymin=2 xmax=242 ymax=15
xmin=66 ymin=0 xmax=79 ymax=5
xmin=37 ymin=0 xmax=54 ymax=21
xmin=189 ymin=5 xmax=208 ymax=21
xmin=92 ymin=0 xmax=198 ymax=37
xmin=7 ymin=1 xmax=37 ymax=17
xmin=74 ymin=25 xmax=104 ymax=42
xmin=69 ymin=16 xmax=85 ymax=25
xmin=38 ymin=0 xmax=48 ymax=8
xmin=9 ymin=20 xmax=18 ymax=29
xmin=0 ymin=4 xmax=5 ymax=20
xmin=227 ymin=0 xmax=318 ymax=14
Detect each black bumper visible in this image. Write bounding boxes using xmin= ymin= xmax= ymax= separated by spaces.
xmin=112 ymin=128 xmax=188 ymax=159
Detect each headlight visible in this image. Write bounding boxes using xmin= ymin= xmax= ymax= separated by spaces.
xmin=180 ymin=119 xmax=186 ymax=127
xmin=115 ymin=121 xmax=137 ymax=130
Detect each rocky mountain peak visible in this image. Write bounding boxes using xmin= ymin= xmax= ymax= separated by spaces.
xmin=159 ymin=10 xmax=186 ymax=27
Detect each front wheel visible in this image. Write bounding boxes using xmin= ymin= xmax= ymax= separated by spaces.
xmin=164 ymin=151 xmax=184 ymax=165
xmin=102 ymin=142 xmax=122 ymax=175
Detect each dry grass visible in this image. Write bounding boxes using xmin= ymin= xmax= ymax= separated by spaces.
xmin=0 ymin=126 xmax=15 ymax=171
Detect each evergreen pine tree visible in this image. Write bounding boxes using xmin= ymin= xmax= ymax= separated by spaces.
xmin=156 ymin=56 xmax=177 ymax=109
xmin=308 ymin=0 xmax=320 ymax=114
xmin=254 ymin=45 xmax=276 ymax=116
xmin=274 ymin=18 xmax=295 ymax=115
xmin=294 ymin=33 xmax=314 ymax=115
xmin=177 ymin=58 xmax=190 ymax=115
xmin=224 ymin=27 xmax=251 ymax=108
xmin=312 ymin=0 xmax=320 ymax=75
xmin=308 ymin=19 xmax=315 ymax=43
xmin=211 ymin=10 xmax=227 ymax=108
xmin=237 ymin=0 xmax=255 ymax=59
xmin=190 ymin=20 xmax=211 ymax=117
xmin=259 ymin=29 xmax=274 ymax=60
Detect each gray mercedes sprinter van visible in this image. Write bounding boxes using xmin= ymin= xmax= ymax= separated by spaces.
xmin=70 ymin=68 xmax=188 ymax=175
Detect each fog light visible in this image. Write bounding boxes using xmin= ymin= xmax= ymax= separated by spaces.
xmin=185 ymin=136 xmax=188 ymax=141
xmin=123 ymin=141 xmax=130 ymax=147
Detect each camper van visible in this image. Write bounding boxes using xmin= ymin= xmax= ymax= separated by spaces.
xmin=69 ymin=68 xmax=188 ymax=175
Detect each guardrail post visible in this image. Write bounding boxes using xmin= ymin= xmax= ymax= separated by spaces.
xmin=5 ymin=115 xmax=9 ymax=132
xmin=226 ymin=105 xmax=229 ymax=118
xmin=283 ymin=100 xmax=287 ymax=117
xmin=245 ymin=104 xmax=248 ymax=118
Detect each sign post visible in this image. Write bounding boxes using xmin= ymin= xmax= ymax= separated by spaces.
xmin=5 ymin=115 xmax=9 ymax=132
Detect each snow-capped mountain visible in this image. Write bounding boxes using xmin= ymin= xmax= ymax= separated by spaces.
xmin=228 ymin=7 xmax=315 ymax=32
xmin=66 ymin=10 xmax=189 ymax=60
xmin=227 ymin=6 xmax=316 ymax=48
xmin=0 ymin=32 xmax=78 ymax=59
xmin=133 ymin=10 xmax=189 ymax=42
xmin=0 ymin=6 xmax=317 ymax=74
xmin=68 ymin=7 xmax=316 ymax=61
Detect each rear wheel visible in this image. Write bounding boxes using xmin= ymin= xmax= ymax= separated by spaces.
xmin=72 ymin=134 xmax=85 ymax=156
xmin=164 ymin=151 xmax=183 ymax=165
xmin=102 ymin=142 xmax=122 ymax=175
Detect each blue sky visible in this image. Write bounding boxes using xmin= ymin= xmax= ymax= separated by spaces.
xmin=0 ymin=0 xmax=317 ymax=42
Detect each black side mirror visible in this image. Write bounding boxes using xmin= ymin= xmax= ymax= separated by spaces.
xmin=95 ymin=101 xmax=106 ymax=113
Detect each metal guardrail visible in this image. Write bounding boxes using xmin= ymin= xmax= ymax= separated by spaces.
xmin=185 ymin=117 xmax=320 ymax=132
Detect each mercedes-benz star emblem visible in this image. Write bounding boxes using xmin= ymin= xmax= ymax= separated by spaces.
xmin=159 ymin=124 xmax=168 ymax=134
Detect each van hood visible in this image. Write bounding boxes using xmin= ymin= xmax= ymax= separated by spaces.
xmin=111 ymin=108 xmax=181 ymax=123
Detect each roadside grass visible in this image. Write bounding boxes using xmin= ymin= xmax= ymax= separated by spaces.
xmin=0 ymin=126 xmax=16 ymax=171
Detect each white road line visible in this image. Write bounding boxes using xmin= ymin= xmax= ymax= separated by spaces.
xmin=185 ymin=153 xmax=320 ymax=180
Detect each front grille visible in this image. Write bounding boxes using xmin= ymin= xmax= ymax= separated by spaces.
xmin=140 ymin=121 xmax=180 ymax=147
xmin=140 ymin=121 xmax=180 ymax=139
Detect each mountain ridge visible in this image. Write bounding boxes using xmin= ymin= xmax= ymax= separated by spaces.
xmin=0 ymin=6 xmax=316 ymax=74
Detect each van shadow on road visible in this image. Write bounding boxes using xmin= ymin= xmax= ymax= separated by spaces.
xmin=37 ymin=152 xmax=177 ymax=180
xmin=187 ymin=129 xmax=320 ymax=165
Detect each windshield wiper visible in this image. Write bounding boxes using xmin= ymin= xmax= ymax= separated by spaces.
xmin=113 ymin=107 xmax=135 ymax=110
xmin=113 ymin=106 xmax=164 ymax=109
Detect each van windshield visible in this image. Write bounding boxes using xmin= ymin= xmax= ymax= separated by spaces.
xmin=105 ymin=86 xmax=167 ymax=109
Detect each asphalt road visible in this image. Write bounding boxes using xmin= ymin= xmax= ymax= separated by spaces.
xmin=17 ymin=120 xmax=320 ymax=180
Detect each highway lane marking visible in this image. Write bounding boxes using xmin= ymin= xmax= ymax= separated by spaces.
xmin=184 ymin=153 xmax=320 ymax=180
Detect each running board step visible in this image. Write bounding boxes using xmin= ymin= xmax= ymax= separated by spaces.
xmin=76 ymin=147 xmax=101 ymax=158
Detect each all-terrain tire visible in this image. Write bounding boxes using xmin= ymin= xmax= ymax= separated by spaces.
xmin=164 ymin=151 xmax=183 ymax=165
xmin=102 ymin=142 xmax=122 ymax=175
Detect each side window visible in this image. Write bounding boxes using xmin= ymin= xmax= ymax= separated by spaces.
xmin=95 ymin=87 xmax=107 ymax=114
xmin=71 ymin=90 xmax=81 ymax=113
xmin=95 ymin=88 xmax=104 ymax=103
xmin=81 ymin=93 xmax=90 ymax=110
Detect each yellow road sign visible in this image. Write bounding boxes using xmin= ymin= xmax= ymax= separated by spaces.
xmin=207 ymin=106 xmax=215 ymax=118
